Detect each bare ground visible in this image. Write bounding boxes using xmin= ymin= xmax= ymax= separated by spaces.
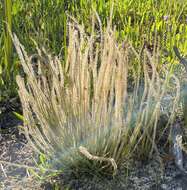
xmin=0 ymin=121 xmax=40 ymax=189
xmin=1 ymin=107 xmax=187 ymax=189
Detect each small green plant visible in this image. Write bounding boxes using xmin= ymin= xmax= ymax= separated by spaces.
xmin=14 ymin=20 xmax=180 ymax=179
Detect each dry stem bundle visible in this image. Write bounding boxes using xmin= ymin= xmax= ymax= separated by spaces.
xmin=13 ymin=22 xmax=180 ymax=175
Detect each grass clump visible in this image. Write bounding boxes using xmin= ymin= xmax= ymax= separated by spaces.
xmin=14 ymin=21 xmax=180 ymax=178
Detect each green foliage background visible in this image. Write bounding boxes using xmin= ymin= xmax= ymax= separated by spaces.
xmin=0 ymin=0 xmax=187 ymax=101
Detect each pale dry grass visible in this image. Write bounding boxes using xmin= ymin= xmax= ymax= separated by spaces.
xmin=13 ymin=22 xmax=180 ymax=176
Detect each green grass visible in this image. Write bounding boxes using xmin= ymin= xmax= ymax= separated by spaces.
xmin=0 ymin=1 xmax=186 ymax=102
xmin=0 ymin=0 xmax=15 ymax=101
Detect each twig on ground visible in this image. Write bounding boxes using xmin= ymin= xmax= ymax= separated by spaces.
xmin=79 ymin=146 xmax=117 ymax=176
